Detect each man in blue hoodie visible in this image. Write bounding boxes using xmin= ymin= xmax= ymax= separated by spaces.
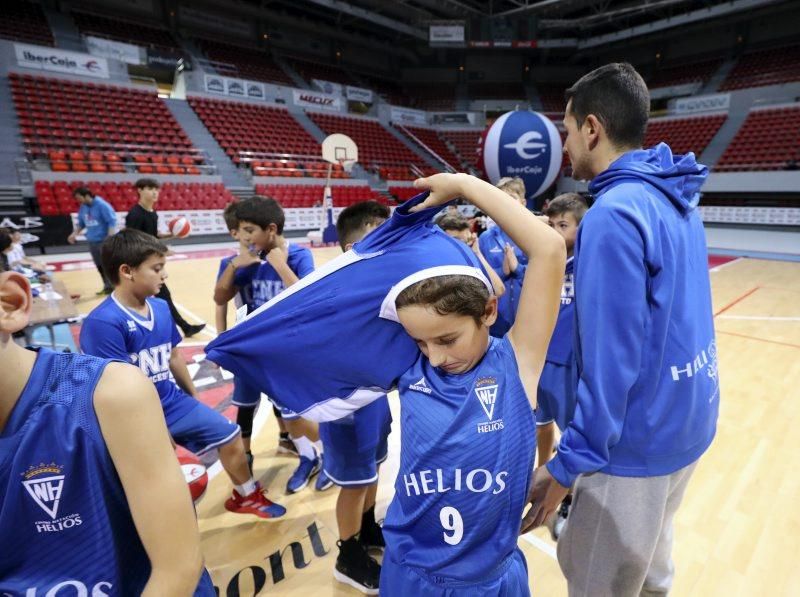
xmin=522 ymin=63 xmax=719 ymax=596
xmin=67 ymin=187 xmax=117 ymax=295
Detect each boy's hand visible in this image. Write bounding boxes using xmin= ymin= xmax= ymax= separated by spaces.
xmin=504 ymin=243 xmax=519 ymax=273
xmin=231 ymin=251 xmax=260 ymax=269
xmin=468 ymin=233 xmax=481 ymax=255
xmin=409 ymin=173 xmax=468 ymax=212
xmin=266 ymin=244 xmax=289 ymax=267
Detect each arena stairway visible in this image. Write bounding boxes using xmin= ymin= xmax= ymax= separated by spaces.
xmin=0 ymin=77 xmax=25 ymax=186
xmin=42 ymin=6 xmax=85 ymax=52
xmin=163 ymin=98 xmax=252 ymax=188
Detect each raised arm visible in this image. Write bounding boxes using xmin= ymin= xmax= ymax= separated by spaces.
xmin=412 ymin=173 xmax=566 ymax=403
xmin=94 ymin=363 xmax=205 ymax=595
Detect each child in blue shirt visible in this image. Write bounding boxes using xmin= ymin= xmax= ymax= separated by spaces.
xmin=380 ymin=173 xmax=566 ymax=595
xmin=81 ymin=229 xmax=286 ymax=520
xmin=214 ymin=196 xmax=331 ymax=494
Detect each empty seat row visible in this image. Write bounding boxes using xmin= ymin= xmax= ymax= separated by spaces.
xmin=716 ymin=105 xmax=800 ymax=171
xmin=644 ymin=114 xmax=727 ymax=157
xmin=36 ymin=181 xmax=234 ymax=215
xmin=11 ymin=73 xmax=204 ymax=174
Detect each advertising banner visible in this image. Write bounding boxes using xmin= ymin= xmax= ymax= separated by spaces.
xmin=674 ymin=93 xmax=730 ymax=114
xmin=345 ymin=85 xmax=373 ymax=103
xmin=147 ymin=48 xmax=183 ymax=71
xmin=15 ymin=43 xmax=110 ymax=79
xmin=225 ymin=78 xmax=245 ymax=97
xmin=204 ymin=74 xmax=226 ymax=94
xmin=85 ymin=35 xmax=143 ymax=65
xmin=293 ymin=89 xmax=342 ymax=111
xmin=312 ymin=79 xmax=343 ymax=96
xmin=430 ymin=24 xmax=465 ymax=43
xmin=389 ymin=106 xmax=427 ymax=125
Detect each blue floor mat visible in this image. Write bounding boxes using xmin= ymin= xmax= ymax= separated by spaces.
xmin=28 ymin=322 xmax=79 ymax=352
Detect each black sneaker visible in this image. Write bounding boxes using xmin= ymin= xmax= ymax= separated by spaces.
xmin=277 ymin=432 xmax=298 ymax=456
xmin=359 ymin=515 xmax=385 ymax=551
xmin=334 ymin=537 xmax=380 ymax=595
xmin=182 ymin=323 xmax=206 ymax=337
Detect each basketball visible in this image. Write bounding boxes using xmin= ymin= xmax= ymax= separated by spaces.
xmin=178 ymin=451 xmax=208 ymax=504
xmin=169 ymin=216 xmax=192 ymax=238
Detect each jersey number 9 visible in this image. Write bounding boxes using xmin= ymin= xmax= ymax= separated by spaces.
xmin=440 ymin=506 xmax=463 ymax=545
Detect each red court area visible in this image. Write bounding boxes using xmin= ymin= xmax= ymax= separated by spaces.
xmin=708 ymin=255 xmax=737 ymax=269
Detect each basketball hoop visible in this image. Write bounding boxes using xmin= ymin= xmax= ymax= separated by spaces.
xmin=322 ymin=133 xmax=359 ymax=176
xmin=319 ymin=133 xmax=359 ymax=245
xmin=338 ymin=158 xmax=356 ymax=173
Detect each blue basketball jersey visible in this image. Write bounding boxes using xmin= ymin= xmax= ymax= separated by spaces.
xmin=206 ymin=192 xmax=490 ymax=422
xmin=79 ymin=295 xmax=195 ymax=426
xmin=231 ymin=244 xmax=314 ymax=313
xmin=0 ymin=349 xmax=214 ymax=595
xmin=545 ymin=256 xmax=575 ymax=365
xmin=478 ymin=225 xmax=528 ymax=337
xmin=383 ymin=335 xmax=536 ymax=582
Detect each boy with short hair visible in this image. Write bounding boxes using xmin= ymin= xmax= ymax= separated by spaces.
xmin=0 ymin=269 xmax=213 ymax=594
xmin=214 ymin=196 xmax=330 ymax=493
xmin=533 ymin=192 xmax=588 ymax=538
xmin=125 ymin=178 xmax=205 ymax=337
xmin=215 ymin=203 xmax=296 ymax=471
xmin=80 ymin=229 xmax=286 ymax=519
xmin=326 ymin=201 xmax=394 ymax=594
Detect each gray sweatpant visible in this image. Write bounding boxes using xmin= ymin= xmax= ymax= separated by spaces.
xmin=557 ymin=461 xmax=697 ymax=597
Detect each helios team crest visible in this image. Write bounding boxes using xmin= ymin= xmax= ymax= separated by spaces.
xmin=21 ymin=462 xmax=82 ymax=533
xmin=474 ymin=377 xmax=504 ymax=433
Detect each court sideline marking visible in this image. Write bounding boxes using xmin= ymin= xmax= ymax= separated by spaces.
xmin=713 ymin=286 xmax=760 ymax=317
xmin=521 ymin=532 xmax=558 ymax=560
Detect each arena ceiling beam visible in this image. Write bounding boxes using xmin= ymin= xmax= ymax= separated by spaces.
xmin=302 ymin=0 xmax=429 ymax=38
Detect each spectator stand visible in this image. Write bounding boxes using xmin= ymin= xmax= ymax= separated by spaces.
xmin=716 ymin=102 xmax=800 ymax=172
xmin=11 ymin=73 xmax=211 ymax=176
xmin=644 ymin=112 xmax=728 ymax=158
xmin=393 ymin=124 xmax=460 ymax=172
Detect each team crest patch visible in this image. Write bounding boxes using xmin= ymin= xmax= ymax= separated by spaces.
xmin=474 ymin=377 xmax=499 ymax=420
xmin=22 ymin=462 xmax=64 ymax=519
xmin=22 ymin=462 xmax=83 ymax=533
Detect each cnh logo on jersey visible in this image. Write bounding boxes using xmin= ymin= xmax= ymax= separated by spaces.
xmin=130 ymin=343 xmax=173 ymax=383
xmin=22 ymin=462 xmax=83 ymax=533
xmin=474 ymin=377 xmax=504 ymax=433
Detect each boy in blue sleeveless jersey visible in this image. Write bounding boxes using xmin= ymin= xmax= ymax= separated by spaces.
xmin=0 ymin=270 xmax=214 ymax=595
xmin=80 ymin=229 xmax=286 ymax=519
xmin=214 ymin=195 xmax=330 ymax=494
xmin=380 ymin=173 xmax=566 ymax=595
xmin=532 ymin=193 xmax=587 ymax=539
xmin=326 ymin=201 xmax=394 ymax=594
xmin=477 ymin=177 xmax=530 ymax=337
xmin=215 ymin=203 xmax=296 ymax=473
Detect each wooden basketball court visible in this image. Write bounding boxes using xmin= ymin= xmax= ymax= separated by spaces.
xmin=53 ymin=247 xmax=800 ymax=596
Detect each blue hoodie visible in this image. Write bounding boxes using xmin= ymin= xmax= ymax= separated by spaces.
xmin=547 ymin=143 xmax=720 ymax=487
